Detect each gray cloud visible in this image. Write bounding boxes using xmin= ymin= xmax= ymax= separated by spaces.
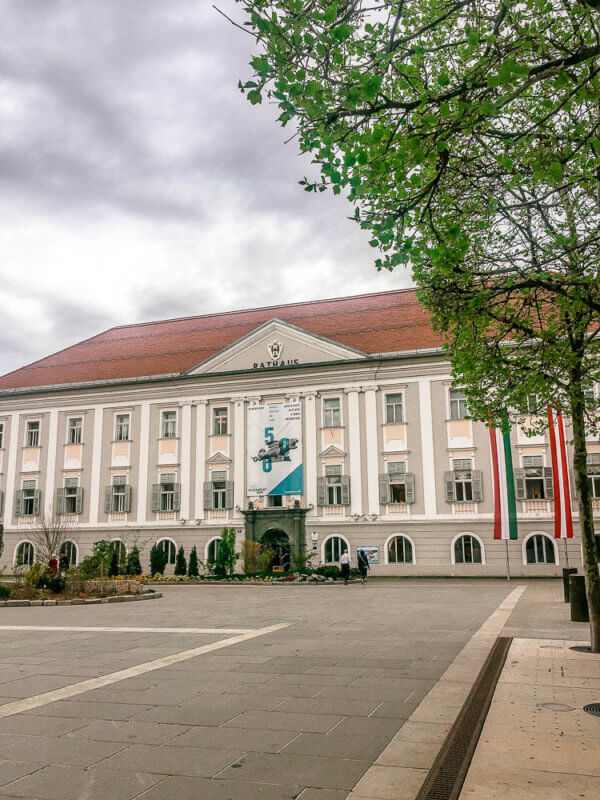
xmin=0 ymin=1 xmax=409 ymax=376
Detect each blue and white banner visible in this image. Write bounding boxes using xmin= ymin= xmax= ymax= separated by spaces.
xmin=247 ymin=401 xmax=303 ymax=496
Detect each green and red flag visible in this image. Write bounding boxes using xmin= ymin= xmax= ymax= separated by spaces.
xmin=547 ymin=406 xmax=574 ymax=539
xmin=488 ymin=418 xmax=518 ymax=540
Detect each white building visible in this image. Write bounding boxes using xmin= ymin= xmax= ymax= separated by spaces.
xmin=0 ymin=289 xmax=593 ymax=575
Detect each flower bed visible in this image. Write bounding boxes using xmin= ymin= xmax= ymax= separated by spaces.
xmin=0 ymin=573 xmax=158 ymax=604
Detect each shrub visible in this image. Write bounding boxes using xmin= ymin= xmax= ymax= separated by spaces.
xmin=174 ymin=546 xmax=187 ymax=576
xmin=214 ymin=528 xmax=238 ymax=578
xmin=315 ymin=565 xmax=340 ymax=580
xmin=150 ymin=544 xmax=167 ymax=575
xmin=127 ymin=546 xmax=142 ymax=576
xmin=72 ymin=555 xmax=101 ymax=580
xmin=257 ymin=545 xmax=275 ymax=575
xmin=188 ymin=546 xmax=199 ymax=578
xmin=25 ymin=564 xmax=65 ymax=594
xmin=108 ymin=549 xmax=120 ymax=577
xmin=0 ymin=584 xmax=11 ymax=599
xmin=92 ymin=540 xmax=113 ymax=577
xmin=241 ymin=540 xmax=261 ymax=574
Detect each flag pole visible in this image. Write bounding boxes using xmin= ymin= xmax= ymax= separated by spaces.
xmin=505 ymin=539 xmax=511 ymax=581
xmin=563 ymin=538 xmax=569 ymax=569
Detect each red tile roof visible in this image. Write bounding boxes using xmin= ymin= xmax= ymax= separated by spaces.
xmin=0 ymin=289 xmax=442 ymax=391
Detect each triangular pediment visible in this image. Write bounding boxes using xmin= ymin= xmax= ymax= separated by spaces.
xmin=187 ymin=319 xmax=366 ymax=375
xmin=207 ymin=452 xmax=231 ymax=465
xmin=320 ymin=445 xmax=347 ymax=458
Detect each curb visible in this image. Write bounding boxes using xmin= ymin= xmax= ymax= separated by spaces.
xmin=0 ymin=592 xmax=162 ymax=608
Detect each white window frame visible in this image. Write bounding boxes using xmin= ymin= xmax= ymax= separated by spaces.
xmin=384 ymin=533 xmax=416 ymax=565
xmin=325 ymin=464 xmax=343 ymax=506
xmin=449 ymin=390 xmax=468 ymax=421
xmin=212 ymin=406 xmax=229 ymax=435
xmin=157 ymin=537 xmax=177 ymax=565
xmin=115 ymin=413 xmax=131 ymax=442
xmin=385 ymin=392 xmax=404 ymax=424
xmin=67 ymin=417 xmax=83 ymax=445
xmin=112 ymin=475 xmax=128 ymax=513
xmin=60 ymin=540 xmax=79 ymax=566
xmin=14 ymin=539 xmax=35 ymax=566
xmin=205 ymin=537 xmax=221 ymax=563
xmin=321 ymin=534 xmax=350 ymax=564
xmin=452 ymin=459 xmax=474 ymax=503
xmin=522 ymin=455 xmax=547 ymax=500
xmin=63 ymin=477 xmax=80 ymax=514
xmin=21 ymin=480 xmax=37 ymax=516
xmin=450 ymin=532 xmax=486 ymax=565
xmin=522 ymin=531 xmax=558 ymax=566
xmin=159 ymin=473 xmax=176 ymax=512
xmin=25 ymin=420 xmax=40 ymax=447
xmin=161 ymin=409 xmax=177 ymax=439
xmin=323 ymin=397 xmax=342 ymax=428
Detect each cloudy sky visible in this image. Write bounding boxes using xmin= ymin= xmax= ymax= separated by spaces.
xmin=0 ymin=1 xmax=410 ymax=377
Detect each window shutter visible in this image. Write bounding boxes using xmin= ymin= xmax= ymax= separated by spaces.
xmin=15 ymin=490 xmax=23 ymax=517
xmin=378 ymin=474 xmax=390 ymax=505
xmin=341 ymin=475 xmax=351 ymax=506
xmin=444 ymin=471 xmax=457 ymax=503
xmin=124 ymin=485 xmax=132 ymax=512
xmin=33 ymin=490 xmax=41 ymax=516
xmin=75 ymin=487 xmax=83 ymax=515
xmin=151 ymin=484 xmax=161 ymax=512
xmin=471 ymin=470 xmax=483 ymax=502
xmin=104 ymin=486 xmax=113 ymax=514
xmin=543 ymin=467 xmax=554 ymax=500
xmin=405 ymin=473 xmax=415 ymax=504
xmin=203 ymin=481 xmax=214 ymax=510
xmin=317 ymin=476 xmax=326 ymax=507
xmin=225 ymin=481 xmax=234 ymax=509
xmin=172 ymin=483 xmax=181 ymax=511
xmin=514 ymin=468 xmax=526 ymax=500
xmin=55 ymin=487 xmax=66 ymax=515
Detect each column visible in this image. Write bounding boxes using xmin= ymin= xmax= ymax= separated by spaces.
xmin=193 ymin=400 xmax=208 ymax=522
xmin=345 ymin=387 xmax=363 ymax=517
xmin=303 ymin=391 xmax=318 ymax=515
xmin=44 ymin=409 xmax=59 ymax=518
xmin=232 ymin=397 xmax=246 ymax=516
xmin=418 ymin=377 xmax=437 ymax=516
xmin=179 ymin=401 xmax=192 ymax=519
xmin=364 ymin=386 xmax=380 ymax=516
xmin=136 ymin=402 xmax=151 ymax=524
xmin=3 ymin=412 xmax=20 ymax=526
xmin=89 ymin=406 xmax=104 ymax=524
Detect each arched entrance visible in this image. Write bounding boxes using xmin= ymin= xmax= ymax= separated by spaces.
xmin=261 ymin=529 xmax=291 ymax=571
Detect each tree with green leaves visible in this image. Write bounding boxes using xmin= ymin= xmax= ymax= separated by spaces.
xmin=126 ymin=545 xmax=142 ymax=576
xmin=188 ymin=545 xmax=199 ymax=578
xmin=150 ymin=543 xmax=167 ymax=576
xmin=174 ymin=546 xmax=187 ymax=576
xmin=214 ymin=528 xmax=238 ymax=578
xmin=108 ymin=548 xmax=120 ymax=577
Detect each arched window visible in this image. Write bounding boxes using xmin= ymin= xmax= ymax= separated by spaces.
xmin=206 ymin=538 xmax=220 ymax=563
xmin=454 ymin=534 xmax=483 ymax=564
xmin=60 ymin=540 xmax=78 ymax=567
xmin=526 ymin=534 xmax=556 ymax=564
xmin=110 ymin=539 xmax=127 ymax=563
xmin=15 ymin=541 xmax=35 ymax=567
xmin=323 ymin=535 xmax=346 ymax=564
xmin=158 ymin=538 xmax=176 ymax=565
xmin=387 ymin=536 xmax=414 ymax=564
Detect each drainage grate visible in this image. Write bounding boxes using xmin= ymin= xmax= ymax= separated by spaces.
xmin=570 ymin=645 xmax=592 ymax=653
xmin=583 ymin=703 xmax=600 ymax=717
xmin=415 ymin=637 xmax=512 ymax=800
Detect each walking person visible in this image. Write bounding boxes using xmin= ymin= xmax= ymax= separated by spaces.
xmin=357 ymin=549 xmax=369 ymax=584
xmin=340 ymin=549 xmax=351 ymax=584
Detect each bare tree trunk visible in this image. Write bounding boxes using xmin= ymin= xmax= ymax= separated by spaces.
xmin=569 ymin=381 xmax=600 ymax=651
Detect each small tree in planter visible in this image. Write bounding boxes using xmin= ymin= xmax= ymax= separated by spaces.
xmin=92 ymin=540 xmax=113 ymax=578
xmin=188 ymin=545 xmax=199 ymax=578
xmin=214 ymin=527 xmax=238 ymax=578
xmin=150 ymin=543 xmax=167 ymax=575
xmin=174 ymin=546 xmax=187 ymax=576
xmin=127 ymin=546 xmax=142 ymax=576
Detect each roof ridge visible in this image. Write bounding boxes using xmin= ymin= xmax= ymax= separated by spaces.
xmin=107 ymin=287 xmax=417 ymax=333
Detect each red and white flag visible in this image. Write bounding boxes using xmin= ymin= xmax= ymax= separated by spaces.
xmin=547 ymin=406 xmax=574 ymax=539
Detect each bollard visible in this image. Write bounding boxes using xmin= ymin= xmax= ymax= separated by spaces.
xmin=562 ymin=568 xmax=578 ymax=602
xmin=569 ymin=575 xmax=589 ymax=622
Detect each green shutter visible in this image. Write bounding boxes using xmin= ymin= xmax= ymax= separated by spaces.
xmin=405 ymin=473 xmax=415 ymax=504
xmin=514 ymin=468 xmax=526 ymax=500
xmin=341 ymin=475 xmax=350 ymax=506
xmin=151 ymin=484 xmax=161 ymax=512
xmin=317 ymin=476 xmax=326 ymax=507
xmin=203 ymin=481 xmax=213 ymax=510
xmin=172 ymin=483 xmax=181 ymax=512
xmin=444 ymin=471 xmax=456 ymax=503
xmin=32 ymin=490 xmax=41 ymax=516
xmin=124 ymin=485 xmax=132 ymax=513
xmin=75 ymin=487 xmax=83 ymax=515
xmin=543 ymin=467 xmax=554 ymax=500
xmin=55 ymin=487 xmax=66 ymax=515
xmin=379 ymin=474 xmax=390 ymax=504
xmin=471 ymin=470 xmax=483 ymax=502
xmin=104 ymin=486 xmax=113 ymax=514
xmin=14 ymin=490 xmax=23 ymax=517
xmin=225 ymin=481 xmax=234 ymax=509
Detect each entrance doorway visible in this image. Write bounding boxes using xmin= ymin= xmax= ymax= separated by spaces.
xmin=261 ymin=529 xmax=291 ymax=572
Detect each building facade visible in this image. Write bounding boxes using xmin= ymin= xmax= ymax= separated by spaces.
xmin=0 ymin=290 xmax=595 ymax=576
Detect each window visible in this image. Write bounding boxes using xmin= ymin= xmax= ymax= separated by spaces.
xmin=325 ymin=465 xmax=342 ymax=505
xmin=110 ymin=539 xmax=126 ymax=563
xmin=213 ymin=407 xmax=228 ymax=435
xmin=267 ymin=495 xmax=283 ymax=507
xmin=20 ymin=480 xmax=38 ymax=516
xmin=15 ymin=541 xmax=34 ymax=567
xmin=115 ymin=414 xmax=130 ymax=442
xmin=525 ymin=395 xmax=539 ymax=414
xmin=161 ymin=410 xmax=177 ymax=439
xmin=588 ymin=454 xmax=600 ymax=498
xmin=454 ymin=535 xmax=482 ymax=564
xmin=158 ymin=538 xmax=176 ymax=565
xmin=68 ymin=417 xmax=82 ymax=444
xmin=523 ymin=456 xmax=546 ymax=500
xmin=112 ymin=476 xmax=128 ymax=512
xmin=526 ymin=534 xmax=555 ymax=564
xmin=0 ymin=422 xmax=4 ymax=449
xmin=449 ymin=390 xmax=468 ymax=420
xmin=386 ymin=393 xmax=404 ymax=423
xmin=387 ymin=536 xmax=413 ymax=564
xmin=26 ymin=420 xmax=40 ymax=447
xmin=207 ymin=538 xmax=220 ymax=563
xmin=63 ymin=478 xmax=80 ymax=514
xmin=159 ymin=473 xmax=175 ymax=511
xmin=324 ymin=536 xmax=346 ymax=564
xmin=389 ymin=462 xmax=407 ymax=503
xmin=212 ymin=470 xmax=227 ymax=509
xmin=60 ymin=541 xmax=78 ymax=567
xmin=445 ymin=460 xmax=482 ymax=503
xmin=323 ymin=397 xmax=341 ymax=427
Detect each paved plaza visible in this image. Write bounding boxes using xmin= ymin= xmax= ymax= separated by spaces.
xmin=0 ymin=580 xmax=594 ymax=799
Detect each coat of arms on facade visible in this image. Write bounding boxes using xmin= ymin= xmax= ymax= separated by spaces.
xmin=268 ymin=340 xmax=283 ymax=360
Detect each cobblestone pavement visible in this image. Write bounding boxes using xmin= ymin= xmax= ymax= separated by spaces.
xmin=0 ymin=580 xmax=518 ymax=799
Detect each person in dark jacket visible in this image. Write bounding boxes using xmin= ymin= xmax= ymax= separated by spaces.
xmin=357 ymin=549 xmax=370 ymax=584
